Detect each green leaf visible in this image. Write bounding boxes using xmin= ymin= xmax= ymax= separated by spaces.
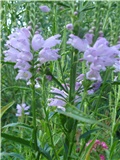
xmin=1 ymin=133 xmax=33 ymax=148
xmin=1 ymin=86 xmax=31 ymax=92
xmin=0 ymin=101 xmax=15 ymax=118
xmin=1 ymin=152 xmax=24 ymax=160
xmin=38 ymin=146 xmax=52 ymax=160
xmin=2 ymin=122 xmax=33 ymax=130
xmin=80 ymin=129 xmax=99 ymax=139
xmin=57 ymin=110 xmax=110 ymax=129
xmin=2 ymin=133 xmax=52 ymax=160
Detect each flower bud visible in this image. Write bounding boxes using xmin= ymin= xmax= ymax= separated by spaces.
xmin=66 ymin=23 xmax=73 ymax=30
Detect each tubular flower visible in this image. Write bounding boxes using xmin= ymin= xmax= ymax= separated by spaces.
xmin=48 ymin=87 xmax=68 ymax=111
xmin=67 ymin=34 xmax=89 ymax=52
xmin=4 ymin=26 xmax=61 ymax=81
xmin=39 ymin=5 xmax=51 ymax=12
xmin=16 ymin=103 xmax=30 ymax=117
xmin=67 ymin=33 xmax=120 ymax=81
xmin=4 ymin=27 xmax=32 ymax=81
xmin=48 ymin=75 xmax=84 ymax=111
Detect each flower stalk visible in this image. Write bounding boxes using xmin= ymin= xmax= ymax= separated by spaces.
xmin=42 ymin=75 xmax=59 ymax=160
xmin=66 ymin=50 xmax=78 ymax=160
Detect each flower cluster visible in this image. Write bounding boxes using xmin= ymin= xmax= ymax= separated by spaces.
xmin=86 ymin=139 xmax=108 ymax=150
xmin=48 ymin=87 xmax=68 ymax=111
xmin=48 ymin=74 xmax=84 ymax=110
xmin=4 ymin=28 xmax=61 ymax=81
xmin=84 ymin=38 xmax=120 ymax=81
xmin=4 ymin=28 xmax=33 ymax=81
xmin=86 ymin=139 xmax=108 ymax=160
xmin=16 ymin=103 xmax=30 ymax=117
xmin=67 ymin=33 xmax=120 ymax=81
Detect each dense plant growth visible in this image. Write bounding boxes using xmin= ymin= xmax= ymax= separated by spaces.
xmin=1 ymin=1 xmax=120 ymax=160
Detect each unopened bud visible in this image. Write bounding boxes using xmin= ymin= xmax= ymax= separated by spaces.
xmin=46 ymin=75 xmax=52 ymax=81
xmin=74 ymin=11 xmax=78 ymax=15
xmin=99 ymin=31 xmax=104 ymax=37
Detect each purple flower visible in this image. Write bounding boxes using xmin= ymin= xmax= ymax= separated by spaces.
xmin=66 ymin=23 xmax=73 ymax=30
xmin=6 ymin=28 xmax=30 ymax=52
xmin=48 ymin=87 xmax=68 ymax=111
xmin=32 ymin=34 xmax=44 ymax=51
xmin=4 ymin=48 xmax=20 ymax=62
xmin=39 ymin=5 xmax=51 ymax=12
xmin=4 ymin=27 xmax=33 ymax=81
xmin=74 ymin=11 xmax=78 ymax=15
xmin=38 ymin=48 xmax=60 ymax=64
xmin=100 ymin=155 xmax=105 ymax=160
xmin=86 ymin=139 xmax=108 ymax=151
xmin=83 ymin=37 xmax=120 ymax=81
xmin=84 ymin=33 xmax=94 ymax=45
xmin=86 ymin=69 xmax=102 ymax=81
xmin=88 ymin=81 xmax=101 ymax=94
xmin=15 ymin=70 xmax=32 ymax=81
xmin=4 ymin=27 xmax=61 ymax=82
xmin=16 ymin=103 xmax=30 ymax=117
xmin=14 ymin=60 xmax=31 ymax=70
xmin=92 ymin=81 xmax=101 ymax=92
xmin=113 ymin=59 xmax=120 ymax=72
xmin=46 ymin=75 xmax=52 ymax=81
xmin=67 ymin=34 xmax=89 ymax=52
xmin=43 ymin=34 xmax=61 ymax=48
xmin=76 ymin=74 xmax=84 ymax=81
xmin=101 ymin=142 xmax=108 ymax=149
xmin=32 ymin=34 xmax=61 ymax=51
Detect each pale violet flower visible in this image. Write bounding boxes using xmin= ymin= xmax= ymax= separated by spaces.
xmin=67 ymin=34 xmax=89 ymax=52
xmin=42 ymin=34 xmax=61 ymax=48
xmin=48 ymin=78 xmax=83 ymax=111
xmin=4 ymin=27 xmax=32 ymax=81
xmin=84 ymin=33 xmax=94 ymax=45
xmin=39 ymin=5 xmax=51 ymax=12
xmin=46 ymin=75 xmax=52 ymax=81
xmin=16 ymin=103 xmax=30 ymax=117
xmin=15 ymin=70 xmax=32 ymax=81
xmin=4 ymin=27 xmax=61 ymax=82
xmin=14 ymin=60 xmax=31 ymax=70
xmin=86 ymin=69 xmax=102 ymax=81
xmin=48 ymin=87 xmax=67 ymax=111
xmin=26 ymin=79 xmax=40 ymax=88
xmin=87 ymin=81 xmax=101 ymax=94
xmin=32 ymin=34 xmax=44 ymax=51
xmin=83 ymin=37 xmax=120 ymax=81
xmin=38 ymin=48 xmax=60 ymax=64
xmin=6 ymin=28 xmax=30 ymax=52
xmin=113 ymin=59 xmax=120 ymax=72
xmin=66 ymin=23 xmax=73 ymax=30
xmin=4 ymin=48 xmax=20 ymax=62
xmin=35 ymin=79 xmax=41 ymax=88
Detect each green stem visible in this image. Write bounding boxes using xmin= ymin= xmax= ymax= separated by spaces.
xmin=69 ymin=51 xmax=78 ymax=102
xmin=31 ymin=79 xmax=37 ymax=152
xmin=110 ymin=73 xmax=120 ymax=159
xmin=42 ymin=75 xmax=59 ymax=160
xmin=66 ymin=51 xmax=78 ymax=160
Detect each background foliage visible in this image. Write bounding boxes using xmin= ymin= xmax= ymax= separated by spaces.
xmin=1 ymin=1 xmax=120 ymax=160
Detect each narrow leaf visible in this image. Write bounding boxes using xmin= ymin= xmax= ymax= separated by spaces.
xmin=1 ymin=133 xmax=33 ymax=148
xmin=1 ymin=152 xmax=24 ymax=160
xmin=57 ymin=110 xmax=110 ymax=129
xmin=2 ymin=122 xmax=33 ymax=130
xmin=1 ymin=101 xmax=15 ymax=118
